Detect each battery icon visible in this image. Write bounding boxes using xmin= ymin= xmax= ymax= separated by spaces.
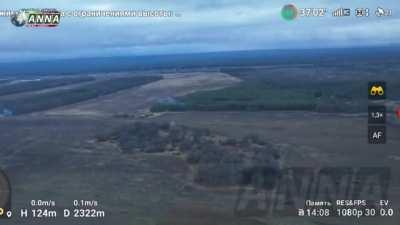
xmin=355 ymin=8 xmax=370 ymax=17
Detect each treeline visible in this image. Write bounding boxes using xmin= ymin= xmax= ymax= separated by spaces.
xmin=0 ymin=79 xmax=12 ymax=85
xmin=0 ymin=77 xmax=95 ymax=96
xmin=152 ymin=102 xmax=316 ymax=112
xmin=0 ymin=76 xmax=161 ymax=115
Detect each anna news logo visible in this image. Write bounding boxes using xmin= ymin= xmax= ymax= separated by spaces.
xmin=11 ymin=9 xmax=61 ymax=27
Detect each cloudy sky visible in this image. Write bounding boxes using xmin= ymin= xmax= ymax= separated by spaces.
xmin=0 ymin=0 xmax=399 ymax=62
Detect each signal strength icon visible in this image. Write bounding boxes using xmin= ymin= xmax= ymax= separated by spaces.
xmin=332 ymin=8 xmax=351 ymax=17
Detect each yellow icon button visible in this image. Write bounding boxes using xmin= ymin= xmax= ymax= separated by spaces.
xmin=370 ymin=85 xmax=384 ymax=96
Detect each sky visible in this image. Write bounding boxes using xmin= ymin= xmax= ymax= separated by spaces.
xmin=0 ymin=0 xmax=399 ymax=62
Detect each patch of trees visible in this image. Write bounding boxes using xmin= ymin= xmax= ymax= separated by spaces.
xmin=99 ymin=122 xmax=281 ymax=187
